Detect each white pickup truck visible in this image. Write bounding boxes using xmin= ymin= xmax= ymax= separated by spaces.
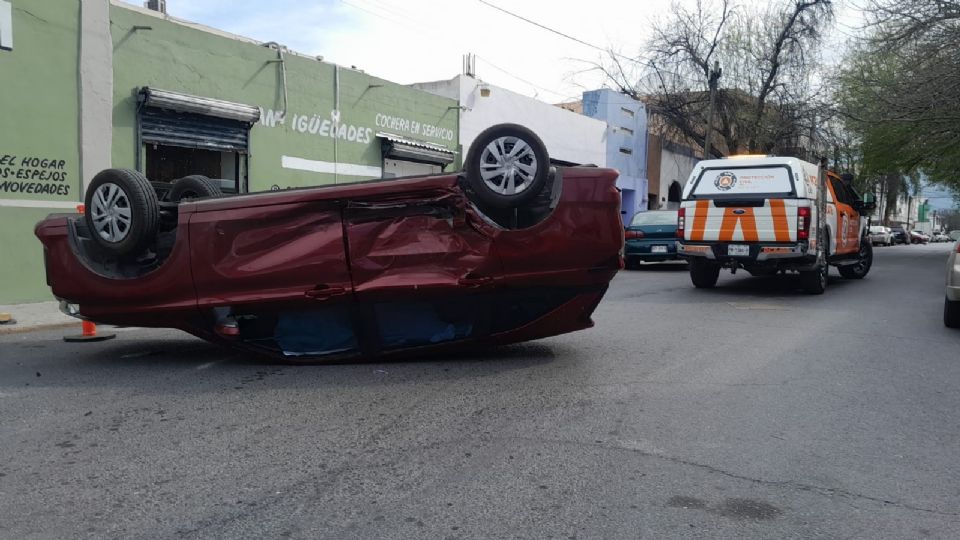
xmin=677 ymin=156 xmax=875 ymax=294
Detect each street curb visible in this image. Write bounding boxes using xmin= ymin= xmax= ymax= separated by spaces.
xmin=0 ymin=321 xmax=81 ymax=336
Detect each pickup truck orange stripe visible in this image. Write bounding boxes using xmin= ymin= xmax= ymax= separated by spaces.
xmin=769 ymin=199 xmax=791 ymax=242
xmin=690 ymin=200 xmax=709 ymax=241
xmin=719 ymin=207 xmax=759 ymax=242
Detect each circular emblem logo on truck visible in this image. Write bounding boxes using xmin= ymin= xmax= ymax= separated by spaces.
xmin=715 ymin=171 xmax=738 ymax=191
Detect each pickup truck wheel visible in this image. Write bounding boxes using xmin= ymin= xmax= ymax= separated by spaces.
xmin=839 ymin=239 xmax=873 ymax=279
xmin=689 ymin=259 xmax=720 ymax=288
xmin=799 ymin=261 xmax=828 ymax=294
xmin=465 ymin=124 xmax=549 ymax=209
xmin=84 ymin=168 xmax=159 ymax=256
xmin=169 ymin=175 xmax=222 ymax=202
xmin=944 ymin=297 xmax=960 ymax=328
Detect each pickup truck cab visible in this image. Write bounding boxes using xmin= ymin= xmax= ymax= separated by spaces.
xmin=677 ymin=156 xmax=874 ymax=294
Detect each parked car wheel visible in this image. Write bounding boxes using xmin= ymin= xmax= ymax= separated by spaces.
xmin=168 ymin=175 xmax=223 ymax=202
xmin=839 ymin=239 xmax=873 ymax=279
xmin=689 ymin=258 xmax=720 ymax=288
xmin=944 ymin=297 xmax=960 ymax=328
xmin=465 ymin=123 xmax=549 ymax=209
xmin=799 ymin=261 xmax=827 ymax=294
xmin=84 ymin=168 xmax=159 ymax=256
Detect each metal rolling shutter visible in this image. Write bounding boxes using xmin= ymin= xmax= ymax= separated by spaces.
xmin=140 ymin=108 xmax=250 ymax=153
xmin=138 ymin=87 xmax=260 ymax=153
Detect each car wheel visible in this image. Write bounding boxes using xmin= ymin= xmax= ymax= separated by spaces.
xmin=689 ymin=258 xmax=720 ymax=288
xmin=465 ymin=123 xmax=549 ymax=209
xmin=839 ymin=239 xmax=873 ymax=279
xmin=799 ymin=261 xmax=828 ymax=294
xmin=168 ymin=175 xmax=223 ymax=203
xmin=84 ymin=168 xmax=159 ymax=256
xmin=944 ymin=297 xmax=960 ymax=328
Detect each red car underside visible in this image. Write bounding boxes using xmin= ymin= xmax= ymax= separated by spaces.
xmin=35 ymin=167 xmax=623 ymax=361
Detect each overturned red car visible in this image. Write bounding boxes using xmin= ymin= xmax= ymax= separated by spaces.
xmin=35 ymin=124 xmax=623 ymax=362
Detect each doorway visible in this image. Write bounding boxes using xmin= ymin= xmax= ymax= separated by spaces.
xmin=145 ymin=145 xmax=241 ymax=194
xmin=667 ymin=181 xmax=682 ymax=209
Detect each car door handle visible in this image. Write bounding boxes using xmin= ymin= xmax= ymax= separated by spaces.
xmin=305 ymin=285 xmax=347 ymax=299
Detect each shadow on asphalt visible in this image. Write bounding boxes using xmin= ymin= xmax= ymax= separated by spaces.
xmin=2 ymin=331 xmax=563 ymax=389
xmin=713 ymin=272 xmax=856 ymax=296
xmin=623 ymin=262 xmax=689 ymax=272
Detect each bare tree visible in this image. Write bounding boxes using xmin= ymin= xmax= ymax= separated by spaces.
xmin=599 ymin=0 xmax=834 ymax=157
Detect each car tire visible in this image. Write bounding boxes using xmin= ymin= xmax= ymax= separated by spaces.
xmin=799 ymin=262 xmax=828 ymax=294
xmin=168 ymin=175 xmax=223 ymax=202
xmin=465 ymin=123 xmax=549 ymax=209
xmin=689 ymin=258 xmax=720 ymax=288
xmin=839 ymin=239 xmax=873 ymax=279
xmin=944 ymin=297 xmax=960 ymax=328
xmin=84 ymin=168 xmax=160 ymax=256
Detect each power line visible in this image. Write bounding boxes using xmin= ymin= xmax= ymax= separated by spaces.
xmin=473 ymin=55 xmax=574 ymax=101
xmin=475 ymin=0 xmax=696 ymax=83
xmin=476 ymin=0 xmax=608 ymax=53
xmin=339 ymin=0 xmax=586 ymax=102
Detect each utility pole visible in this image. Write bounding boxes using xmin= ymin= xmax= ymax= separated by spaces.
xmin=703 ymin=60 xmax=722 ymax=159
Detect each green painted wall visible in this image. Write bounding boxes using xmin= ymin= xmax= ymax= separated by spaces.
xmin=0 ymin=1 xmax=81 ymax=304
xmin=110 ymin=5 xmax=459 ymax=191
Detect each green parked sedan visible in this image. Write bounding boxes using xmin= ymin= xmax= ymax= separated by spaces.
xmin=624 ymin=210 xmax=682 ymax=268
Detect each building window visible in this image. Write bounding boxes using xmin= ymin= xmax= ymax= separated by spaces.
xmin=621 ymin=126 xmax=634 ymax=136
xmin=621 ymin=107 xmax=634 ymax=118
xmin=619 ymin=148 xmax=633 ymax=155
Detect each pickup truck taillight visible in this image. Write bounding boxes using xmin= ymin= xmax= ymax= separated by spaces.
xmin=624 ymin=230 xmax=645 ymax=240
xmin=677 ymin=208 xmax=686 ymax=238
xmin=798 ymin=207 xmax=811 ymax=240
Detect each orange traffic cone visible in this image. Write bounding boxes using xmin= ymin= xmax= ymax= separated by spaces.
xmin=64 ymin=319 xmax=115 ymax=342
xmin=63 ymin=204 xmax=116 ymax=343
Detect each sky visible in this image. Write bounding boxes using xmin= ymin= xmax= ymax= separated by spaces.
xmin=162 ymin=0 xmax=863 ymax=105
xmin=162 ymin=1 xmax=867 ymax=103
xmin=154 ymin=1 xmax=957 ymax=207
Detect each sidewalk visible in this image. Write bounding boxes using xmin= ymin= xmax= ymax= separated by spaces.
xmin=0 ymin=301 xmax=80 ymax=335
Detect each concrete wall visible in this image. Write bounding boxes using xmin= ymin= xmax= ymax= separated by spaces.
xmin=582 ymin=89 xmax=648 ymax=223
xmin=412 ymin=75 xmax=607 ymax=168
xmin=110 ymin=4 xmax=459 ymax=191
xmin=0 ymin=1 xmax=83 ymax=303
xmin=657 ymin=142 xmax=699 ymax=210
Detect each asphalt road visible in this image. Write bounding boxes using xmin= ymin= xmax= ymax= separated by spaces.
xmin=2 ymin=242 xmax=959 ymax=539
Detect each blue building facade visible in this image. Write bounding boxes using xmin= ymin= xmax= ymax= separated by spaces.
xmin=582 ymin=89 xmax=648 ymax=224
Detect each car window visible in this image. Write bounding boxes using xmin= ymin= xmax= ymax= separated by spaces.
xmin=630 ymin=211 xmax=678 ymax=226
xmin=829 ymin=177 xmax=856 ymax=206
xmin=691 ymin=166 xmax=795 ymax=197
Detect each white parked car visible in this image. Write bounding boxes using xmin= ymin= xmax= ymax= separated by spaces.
xmin=945 ymin=240 xmax=960 ymax=328
xmin=869 ymin=225 xmax=893 ymax=246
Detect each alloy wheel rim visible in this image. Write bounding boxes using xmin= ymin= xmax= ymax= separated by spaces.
xmin=90 ymin=182 xmax=132 ymax=243
xmin=479 ymin=136 xmax=538 ymax=196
